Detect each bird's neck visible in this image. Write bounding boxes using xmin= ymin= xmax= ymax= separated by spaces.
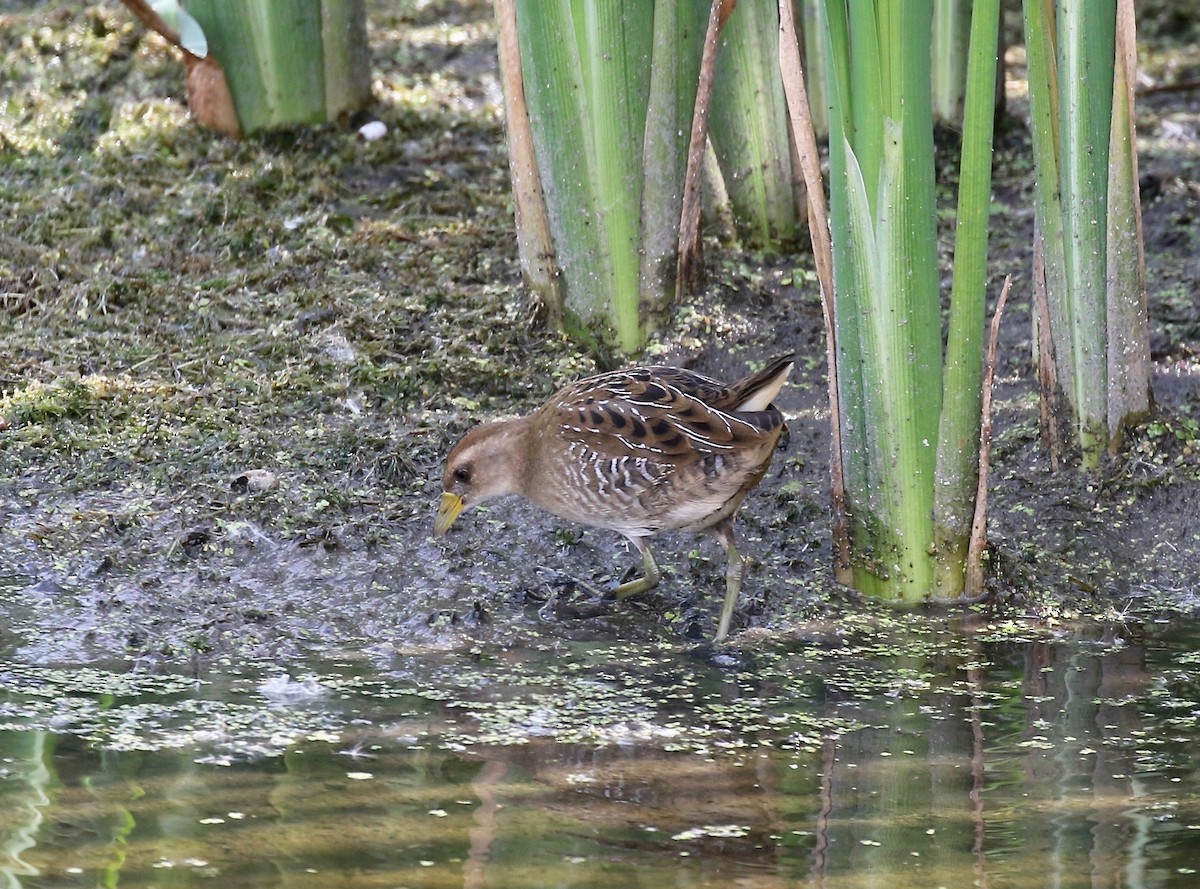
xmin=481 ymin=416 xmax=536 ymax=497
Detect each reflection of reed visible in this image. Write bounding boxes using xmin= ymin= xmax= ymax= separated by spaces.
xmin=0 ymin=730 xmax=53 ymax=888
xmin=802 ymin=620 xmax=1003 ymax=886
xmin=1021 ymin=632 xmax=1150 ymax=889
xmin=463 ymin=758 xmax=508 ymax=889
xmin=967 ymin=658 xmax=988 ymax=889
xmin=808 ymin=735 xmax=835 ymax=888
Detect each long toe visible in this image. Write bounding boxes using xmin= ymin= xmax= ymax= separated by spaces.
xmin=612 ymin=541 xmax=662 ymax=601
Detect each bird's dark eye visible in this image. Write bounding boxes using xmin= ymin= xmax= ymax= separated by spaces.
xmin=453 ymin=466 xmax=471 ymax=483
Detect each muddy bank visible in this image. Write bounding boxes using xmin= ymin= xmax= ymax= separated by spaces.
xmin=1 ymin=1 xmax=1198 ymax=669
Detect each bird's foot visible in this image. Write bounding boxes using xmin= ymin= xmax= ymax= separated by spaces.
xmin=534 ymin=569 xmax=617 ymax=620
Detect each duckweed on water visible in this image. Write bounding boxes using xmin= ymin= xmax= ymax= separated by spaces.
xmin=0 ymin=639 xmax=871 ymax=760
xmin=5 ymin=610 xmax=1200 ymax=786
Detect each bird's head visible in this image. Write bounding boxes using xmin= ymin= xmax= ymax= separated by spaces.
xmin=434 ymin=418 xmax=529 ymax=537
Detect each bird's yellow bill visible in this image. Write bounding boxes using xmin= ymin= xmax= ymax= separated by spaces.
xmin=434 ymin=492 xmax=465 ymax=537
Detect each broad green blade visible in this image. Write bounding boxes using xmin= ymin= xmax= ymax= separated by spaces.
xmin=187 ymin=0 xmax=328 ymax=132
xmin=516 ymin=0 xmax=702 ymax=353
xmin=1104 ymin=0 xmax=1151 ymax=444
xmin=496 ymin=0 xmax=561 ymax=319
xmin=870 ymin=118 xmax=937 ymax=599
xmin=931 ymin=0 xmax=971 ymax=124
xmin=838 ymin=138 xmax=890 ymax=593
xmin=516 ymin=1 xmax=605 ymax=343
xmin=709 ymin=0 xmax=799 ymax=250
xmin=934 ymin=0 xmax=1002 ymax=594
xmin=320 ymin=1 xmax=371 ymax=120
xmin=1024 ymin=0 xmax=1146 ymax=467
xmin=580 ymin=2 xmax=654 ymax=352
xmin=1057 ymin=0 xmax=1116 ymax=463
xmin=641 ymin=0 xmax=705 ymax=321
xmin=846 ymin=1 xmax=883 ymax=209
xmin=1023 ymin=0 xmax=1070 ymax=388
xmin=820 ymin=0 xmax=868 ymax=509
xmin=818 ymin=0 xmax=943 ymax=601
xmin=800 ymin=0 xmax=830 ymax=137
xmin=888 ymin=0 xmax=941 ymax=435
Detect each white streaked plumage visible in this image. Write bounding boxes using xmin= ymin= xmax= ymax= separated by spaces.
xmin=436 ymin=354 xmax=795 ymax=641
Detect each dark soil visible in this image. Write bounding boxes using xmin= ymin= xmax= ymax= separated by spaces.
xmin=1 ymin=1 xmax=1198 ymax=670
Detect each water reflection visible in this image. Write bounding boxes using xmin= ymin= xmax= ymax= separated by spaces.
xmin=1 ymin=618 xmax=1199 ymax=887
xmin=0 ymin=732 xmax=49 ymax=888
xmin=805 ymin=628 xmax=1160 ymax=889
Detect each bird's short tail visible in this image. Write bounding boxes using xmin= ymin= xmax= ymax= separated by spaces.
xmin=732 ymin=353 xmax=795 ymax=412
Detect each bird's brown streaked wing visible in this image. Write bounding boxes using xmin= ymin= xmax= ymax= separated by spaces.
xmin=632 ymin=354 xmax=796 ymax=412
xmin=547 ymin=370 xmax=780 ymax=462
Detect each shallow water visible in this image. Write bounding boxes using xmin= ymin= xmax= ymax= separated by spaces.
xmin=3 ymin=614 xmax=1200 ymax=888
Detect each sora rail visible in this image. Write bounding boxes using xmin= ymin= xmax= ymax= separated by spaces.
xmin=434 ymin=354 xmax=793 ymax=641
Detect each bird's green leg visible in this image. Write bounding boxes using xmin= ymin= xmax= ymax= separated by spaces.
xmin=712 ymin=520 xmax=744 ymax=642
xmin=612 ymin=539 xmax=661 ymax=600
